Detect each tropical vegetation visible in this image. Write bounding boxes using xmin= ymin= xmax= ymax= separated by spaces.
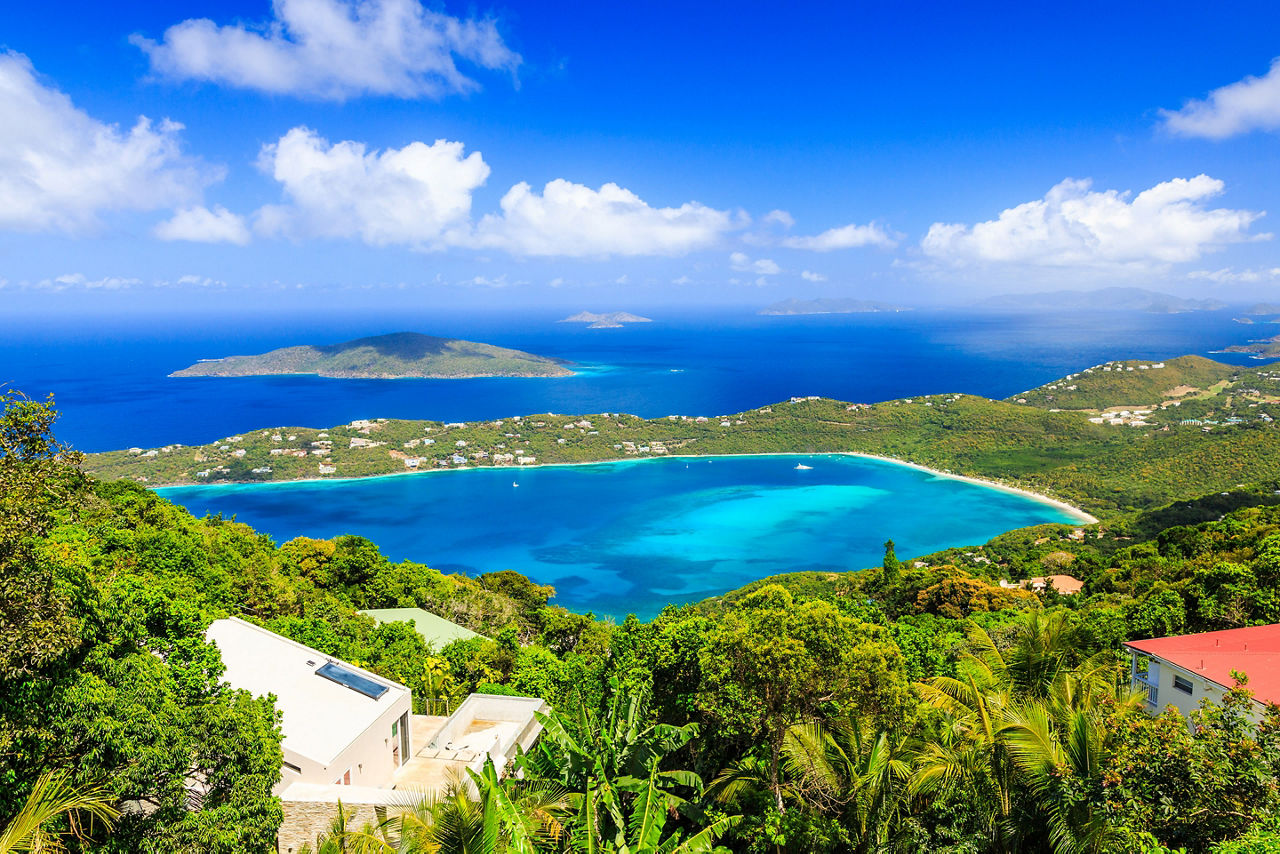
xmin=4 ymin=390 xmax=1280 ymax=851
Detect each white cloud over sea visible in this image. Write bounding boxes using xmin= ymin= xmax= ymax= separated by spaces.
xmin=132 ymin=0 xmax=521 ymax=101
xmin=922 ymin=175 xmax=1266 ymax=272
xmin=1161 ymin=58 xmax=1280 ymax=139
xmin=250 ymin=126 xmax=740 ymax=257
xmin=0 ymin=51 xmax=216 ymax=234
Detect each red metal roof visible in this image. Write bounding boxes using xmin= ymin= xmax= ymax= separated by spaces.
xmin=1124 ymin=624 xmax=1280 ymax=705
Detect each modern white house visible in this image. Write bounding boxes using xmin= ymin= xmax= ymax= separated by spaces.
xmin=205 ymin=617 xmax=549 ymax=853
xmin=1124 ymin=623 xmax=1280 ymax=722
xmin=206 ymin=618 xmax=412 ymax=793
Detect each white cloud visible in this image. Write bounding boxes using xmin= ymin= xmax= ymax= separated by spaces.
xmin=173 ymin=274 xmax=229 ymax=287
xmin=800 ymin=270 xmax=827 ymax=282
xmin=730 ymin=252 xmax=781 ymax=274
xmin=672 ymin=275 xmax=692 ymax=285
xmin=1188 ymin=266 xmax=1280 ymax=284
xmin=154 ymin=205 xmax=251 ymax=244
xmin=783 ymin=222 xmax=898 ymax=251
xmin=470 ymin=180 xmax=736 ymax=257
xmin=254 ymin=126 xmax=489 ymax=246
xmin=36 ymin=273 xmax=145 ymax=291
xmin=248 ymin=128 xmax=738 ymax=256
xmin=0 ymin=51 xmax=215 ymax=234
xmin=133 ymin=0 xmax=520 ymax=101
xmin=762 ymin=209 xmax=795 ymax=228
xmin=1161 ymin=58 xmax=1280 ymax=139
xmin=922 ymin=176 xmax=1266 ymax=270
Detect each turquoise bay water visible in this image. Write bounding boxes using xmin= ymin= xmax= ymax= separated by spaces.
xmin=159 ymin=454 xmax=1082 ymax=620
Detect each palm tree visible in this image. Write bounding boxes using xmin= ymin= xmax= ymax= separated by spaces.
xmin=573 ymin=762 xmax=738 ymax=854
xmin=304 ymin=760 xmax=568 ymax=854
xmin=912 ymin=612 xmax=1145 ymax=854
xmin=521 ymin=679 xmax=703 ymax=848
xmin=708 ymin=717 xmax=909 ymax=852
xmin=0 ymin=769 xmax=119 ymax=853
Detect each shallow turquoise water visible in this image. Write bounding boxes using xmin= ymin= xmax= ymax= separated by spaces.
xmin=158 ymin=454 xmax=1083 ymax=619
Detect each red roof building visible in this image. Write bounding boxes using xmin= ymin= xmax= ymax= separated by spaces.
xmin=1124 ymin=624 xmax=1280 ymax=719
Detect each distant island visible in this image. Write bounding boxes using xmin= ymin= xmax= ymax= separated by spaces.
xmin=759 ymin=298 xmax=910 ymax=316
xmin=170 ymin=332 xmax=574 ymax=379
xmin=1246 ymin=303 xmax=1280 ymax=316
xmin=980 ymin=287 xmax=1227 ymax=314
xmin=558 ymin=311 xmax=653 ymax=328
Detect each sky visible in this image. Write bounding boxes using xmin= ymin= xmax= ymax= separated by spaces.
xmin=3 ymin=0 xmax=1280 ymax=314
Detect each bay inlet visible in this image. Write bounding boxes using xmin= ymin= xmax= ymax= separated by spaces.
xmin=159 ymin=453 xmax=1084 ymax=619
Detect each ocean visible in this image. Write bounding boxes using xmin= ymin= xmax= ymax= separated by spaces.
xmin=1 ymin=306 xmax=1262 ymax=452
xmin=158 ymin=454 xmax=1084 ymax=620
xmin=3 ymin=305 xmax=1261 ymax=615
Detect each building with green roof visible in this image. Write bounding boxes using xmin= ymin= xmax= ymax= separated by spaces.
xmin=358 ymin=608 xmax=483 ymax=649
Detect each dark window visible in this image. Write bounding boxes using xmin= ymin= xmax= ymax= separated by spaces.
xmin=316 ymin=662 xmax=389 ymax=699
xmin=283 ymin=760 xmax=302 ymax=774
xmin=1173 ymin=675 xmax=1194 ymax=695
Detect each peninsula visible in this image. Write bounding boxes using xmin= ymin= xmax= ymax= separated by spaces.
xmin=759 ymin=297 xmax=909 ymax=315
xmin=1219 ymin=334 xmax=1280 ymax=359
xmin=169 ymin=332 xmax=574 ymax=379
xmin=89 ymin=353 xmax=1280 ymax=518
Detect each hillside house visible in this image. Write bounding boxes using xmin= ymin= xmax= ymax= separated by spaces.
xmin=1125 ymin=624 xmax=1280 ymax=722
xmin=206 ymin=618 xmax=548 ymax=853
xmin=206 ymin=618 xmax=412 ymax=794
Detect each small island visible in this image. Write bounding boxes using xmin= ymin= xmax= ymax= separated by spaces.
xmin=759 ymin=298 xmax=910 ymax=316
xmin=558 ymin=311 xmax=653 ymax=328
xmin=170 ymin=332 xmax=574 ymax=379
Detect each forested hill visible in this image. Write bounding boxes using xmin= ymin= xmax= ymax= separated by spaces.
xmin=169 ymin=332 xmax=574 ymax=379
xmin=1008 ymin=354 xmax=1264 ymax=410
xmin=10 ymin=389 xmax=1280 ymax=853
xmin=89 ymin=353 xmax=1280 ymax=516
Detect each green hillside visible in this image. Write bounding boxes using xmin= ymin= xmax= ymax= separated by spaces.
xmin=14 ymin=389 xmax=1280 ymax=854
xmin=1008 ymin=355 xmax=1241 ymax=410
xmin=169 ymin=332 xmax=574 ymax=379
xmin=85 ymin=382 xmax=1280 ymax=516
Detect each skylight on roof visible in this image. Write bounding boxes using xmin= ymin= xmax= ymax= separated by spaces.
xmin=316 ymin=662 xmax=388 ymax=699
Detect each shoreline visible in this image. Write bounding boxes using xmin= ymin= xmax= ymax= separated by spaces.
xmin=151 ymin=449 xmax=1097 ymax=524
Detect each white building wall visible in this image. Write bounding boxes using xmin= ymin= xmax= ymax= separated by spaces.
xmin=1130 ymin=652 xmax=1261 ymax=724
xmin=322 ymin=699 xmax=412 ymax=788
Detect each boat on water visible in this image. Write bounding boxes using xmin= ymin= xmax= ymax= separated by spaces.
xmin=794 ymin=463 xmax=813 ymax=470
xmin=512 ymin=481 xmax=519 ymax=487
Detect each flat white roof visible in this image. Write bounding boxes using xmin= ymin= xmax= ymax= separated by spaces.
xmin=206 ymin=617 xmax=410 ymax=767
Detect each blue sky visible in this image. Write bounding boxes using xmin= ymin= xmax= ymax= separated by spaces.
xmin=3 ymin=0 xmax=1280 ymax=312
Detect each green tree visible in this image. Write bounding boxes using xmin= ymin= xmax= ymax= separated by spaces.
xmin=0 ymin=392 xmax=87 ymax=679
xmin=697 ymin=586 xmax=909 ymax=814
xmin=882 ymin=541 xmax=902 ymax=582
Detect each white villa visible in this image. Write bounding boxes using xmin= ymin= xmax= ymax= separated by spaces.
xmin=1124 ymin=623 xmax=1280 ymax=723
xmin=205 ymin=618 xmax=548 ymax=852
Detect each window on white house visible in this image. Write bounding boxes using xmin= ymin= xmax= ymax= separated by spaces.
xmin=1173 ymin=675 xmax=1194 ymax=695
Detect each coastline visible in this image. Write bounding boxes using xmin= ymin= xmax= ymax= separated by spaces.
xmin=151 ymin=449 xmax=1098 ymax=524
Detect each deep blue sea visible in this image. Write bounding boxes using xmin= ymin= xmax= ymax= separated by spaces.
xmin=4 ymin=306 xmax=1264 ymax=616
xmin=159 ymin=454 xmax=1084 ymax=619
xmin=1 ymin=307 xmax=1263 ymax=452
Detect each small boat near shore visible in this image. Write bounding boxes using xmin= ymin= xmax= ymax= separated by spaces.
xmin=794 ymin=463 xmax=813 ymax=470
